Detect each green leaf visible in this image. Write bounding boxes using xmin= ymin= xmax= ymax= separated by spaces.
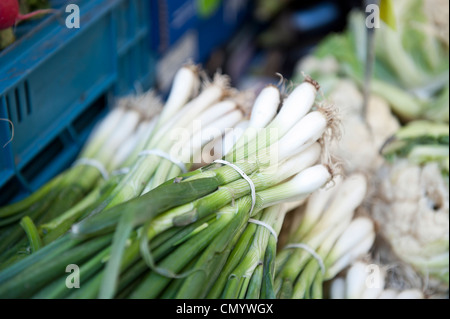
xmin=20 ymin=216 xmax=43 ymax=253
xmin=380 ymin=0 xmax=396 ymax=30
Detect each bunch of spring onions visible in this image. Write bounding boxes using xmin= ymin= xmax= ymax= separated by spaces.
xmin=0 ymin=71 xmax=337 ymax=298
xmin=0 ymin=92 xmax=162 ymax=265
xmin=329 ymin=260 xmax=425 ymax=299
xmin=0 ymin=64 xmax=253 ymax=267
xmin=274 ymin=174 xmax=376 ymax=299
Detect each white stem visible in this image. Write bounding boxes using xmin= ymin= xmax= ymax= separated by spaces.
xmin=97 ymin=109 xmax=141 ymax=162
xmin=262 ymin=143 xmax=322 ymax=184
xmin=277 ymin=111 xmax=328 ymax=160
xmin=195 ymin=101 xmax=237 ymax=133
xmin=109 ymin=120 xmax=152 ymax=170
xmin=222 ymin=120 xmax=249 ymax=156
xmin=329 ymin=217 xmax=375 ymax=264
xmin=330 ymin=278 xmax=346 ymax=299
xmin=296 ymin=176 xmax=343 ymax=240
xmin=81 ymin=107 xmax=125 ymax=158
xmin=318 ymin=218 xmax=352 ymax=256
xmin=150 ymin=83 xmax=225 ymax=150
xmin=258 ymin=165 xmax=331 ymax=208
xmin=283 ymin=200 xmax=307 ymax=213
xmin=345 ymin=261 xmax=369 ymax=299
xmin=345 ymin=260 xmax=385 ymax=299
xmin=157 ymin=65 xmax=199 ymax=127
xmin=189 ymin=110 xmax=243 ymax=164
xmin=229 ymin=86 xmax=280 ymax=156
xmin=267 ymin=81 xmax=317 ymax=137
xmin=285 ymin=165 xmax=331 ymax=198
xmin=396 ymin=289 xmax=424 ymax=299
xmin=249 ymin=85 xmax=280 ymax=129
xmin=127 ymin=116 xmax=159 ymax=157
xmin=326 ymin=230 xmax=376 ymax=280
xmin=314 ymin=174 xmax=367 ymax=234
xmin=305 ymin=213 xmax=354 ymax=255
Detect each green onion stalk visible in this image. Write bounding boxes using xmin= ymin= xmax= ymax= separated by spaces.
xmin=275 ymin=174 xmax=376 ymax=299
xmin=207 ymin=201 xmax=302 ymax=299
xmin=0 ymin=176 xmax=226 ymax=298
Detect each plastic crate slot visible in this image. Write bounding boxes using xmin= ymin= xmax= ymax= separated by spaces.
xmin=131 ymin=46 xmax=138 ymax=88
xmin=0 ymin=177 xmax=22 ymax=206
xmin=5 ymin=94 xmax=16 ymax=124
xmin=116 ymin=2 xmax=129 ymax=49
xmin=136 ymin=0 xmax=146 ymax=29
xmin=118 ymin=53 xmax=132 ymax=95
xmin=2 ymin=95 xmax=10 ymax=123
xmin=72 ymin=93 xmax=108 ymax=136
xmin=24 ymin=81 xmax=32 ymax=115
xmin=14 ymin=88 xmax=23 ymax=123
xmin=136 ymin=40 xmax=144 ymax=79
xmin=20 ymin=136 xmax=64 ymax=183
xmin=115 ymin=9 xmax=124 ymax=50
xmin=0 ymin=96 xmax=13 ymax=148
xmin=124 ymin=0 xmax=133 ymax=41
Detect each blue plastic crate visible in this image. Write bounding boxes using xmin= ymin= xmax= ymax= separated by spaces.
xmin=150 ymin=0 xmax=201 ymax=53
xmin=152 ymin=0 xmax=250 ymax=92
xmin=0 ymin=0 xmax=155 ymax=204
xmin=150 ymin=0 xmax=249 ymax=55
xmin=197 ymin=0 xmax=250 ymax=61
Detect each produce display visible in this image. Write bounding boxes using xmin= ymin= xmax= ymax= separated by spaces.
xmin=0 ymin=65 xmax=339 ymax=298
xmin=0 ymin=0 xmax=448 ymax=300
xmin=293 ymin=0 xmax=449 ymax=298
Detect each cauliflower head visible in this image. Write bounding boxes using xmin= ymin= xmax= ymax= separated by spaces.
xmin=373 ymin=160 xmax=449 ymax=290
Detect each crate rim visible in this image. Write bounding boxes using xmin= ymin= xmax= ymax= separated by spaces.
xmin=0 ymin=0 xmax=126 ymax=94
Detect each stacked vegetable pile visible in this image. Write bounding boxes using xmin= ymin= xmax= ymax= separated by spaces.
xmin=0 ymin=64 xmax=349 ymax=299
xmin=0 ymin=0 xmax=447 ymax=300
xmin=294 ymin=0 xmax=449 ymax=298
xmin=275 ymin=174 xmax=375 ymax=299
